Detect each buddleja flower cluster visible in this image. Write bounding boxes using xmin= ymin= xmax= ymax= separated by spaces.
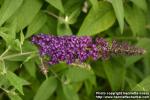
xmin=31 ymin=34 xmax=145 ymax=65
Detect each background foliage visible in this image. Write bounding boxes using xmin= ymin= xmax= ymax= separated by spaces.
xmin=0 ymin=0 xmax=150 ymax=100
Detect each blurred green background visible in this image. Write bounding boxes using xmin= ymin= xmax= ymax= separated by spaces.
xmin=0 ymin=0 xmax=150 ymax=100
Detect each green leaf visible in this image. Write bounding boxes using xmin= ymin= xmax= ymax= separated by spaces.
xmin=26 ymin=12 xmax=47 ymax=38
xmin=8 ymin=91 xmax=22 ymax=100
xmin=85 ymin=80 xmax=93 ymax=95
xmin=46 ymin=0 xmax=64 ymax=13
xmin=132 ymin=76 xmax=150 ymax=91
xmin=130 ymin=0 xmax=147 ymax=11
xmin=50 ymin=63 xmax=68 ymax=73
xmin=0 ymin=31 xmax=9 ymax=44
xmin=56 ymin=83 xmax=80 ymax=100
xmin=67 ymin=8 xmax=81 ymax=25
xmin=64 ymin=0 xmax=83 ymax=24
xmin=102 ymin=57 xmax=126 ymax=91
xmin=125 ymin=77 xmax=137 ymax=90
xmin=0 ymin=74 xmax=9 ymax=87
xmin=57 ymin=13 xmax=72 ymax=35
xmin=22 ymin=40 xmax=38 ymax=52
xmin=6 ymin=71 xmax=29 ymax=95
xmin=64 ymin=67 xmax=94 ymax=83
xmin=0 ymin=0 xmax=23 ymax=26
xmin=0 ymin=0 xmax=4 ymax=5
xmin=56 ymin=85 xmax=67 ymax=100
xmin=38 ymin=16 xmax=57 ymax=34
xmin=24 ymin=60 xmax=37 ymax=78
xmin=6 ymin=18 xmax=17 ymax=41
xmin=125 ymin=56 xmax=142 ymax=67
xmin=0 ymin=19 xmax=17 ymax=46
xmin=71 ymin=82 xmax=83 ymax=93
xmin=5 ymin=61 xmax=20 ymax=72
xmin=143 ymin=54 xmax=150 ymax=76
xmin=57 ymin=21 xmax=72 ymax=35
xmin=110 ymin=0 xmax=124 ymax=33
xmin=0 ymin=21 xmax=17 ymax=50
xmin=125 ymin=5 xmax=146 ymax=36
xmin=34 ymin=77 xmax=57 ymax=100
xmin=91 ymin=61 xmax=106 ymax=78
xmin=125 ymin=38 xmax=150 ymax=67
xmin=62 ymin=84 xmax=79 ymax=100
xmin=9 ymin=0 xmax=43 ymax=32
xmin=3 ymin=51 xmax=35 ymax=61
xmin=78 ymin=1 xmax=115 ymax=36
xmin=89 ymin=0 xmax=99 ymax=11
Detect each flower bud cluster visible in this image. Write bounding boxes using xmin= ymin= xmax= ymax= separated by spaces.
xmin=110 ymin=40 xmax=145 ymax=56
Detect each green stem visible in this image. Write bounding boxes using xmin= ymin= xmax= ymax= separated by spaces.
xmin=1 ymin=59 xmax=7 ymax=74
xmin=49 ymin=68 xmax=63 ymax=83
xmin=40 ymin=57 xmax=48 ymax=79
xmin=0 ymin=46 xmax=11 ymax=58
xmin=2 ymin=51 xmax=38 ymax=60
xmin=0 ymin=87 xmax=9 ymax=93
xmin=20 ymin=44 xmax=23 ymax=54
xmin=44 ymin=10 xmax=65 ymax=23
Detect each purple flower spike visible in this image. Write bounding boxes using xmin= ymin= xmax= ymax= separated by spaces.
xmin=31 ymin=34 xmax=146 ymax=65
xmin=32 ymin=34 xmax=103 ymax=65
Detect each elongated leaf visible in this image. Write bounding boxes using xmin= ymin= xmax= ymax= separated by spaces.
xmin=62 ymin=84 xmax=79 ymax=100
xmin=56 ymin=85 xmax=67 ymax=100
xmin=26 ymin=12 xmax=47 ymax=38
xmin=0 ymin=72 xmax=9 ymax=87
xmin=67 ymin=8 xmax=81 ymax=24
xmin=5 ymin=61 xmax=20 ymax=72
xmin=34 ymin=77 xmax=57 ymax=100
xmin=110 ymin=0 xmax=124 ymax=33
xmin=24 ymin=60 xmax=37 ymax=78
xmin=71 ymin=82 xmax=83 ymax=93
xmin=84 ymin=79 xmax=93 ymax=95
xmin=0 ymin=31 xmax=9 ymax=44
xmin=57 ymin=21 xmax=72 ymax=35
xmin=57 ymin=13 xmax=72 ymax=35
xmin=0 ymin=0 xmax=3 ymax=5
xmin=130 ymin=0 xmax=147 ymax=11
xmin=132 ymin=76 xmax=150 ymax=91
xmin=46 ymin=0 xmax=64 ymax=13
xmin=0 ymin=0 xmax=23 ymax=26
xmin=78 ymin=1 xmax=115 ymax=36
xmin=64 ymin=0 xmax=83 ymax=24
xmin=6 ymin=71 xmax=29 ymax=95
xmin=0 ymin=17 xmax=17 ymax=46
xmin=7 ymin=18 xmax=17 ymax=41
xmin=125 ymin=5 xmax=146 ymax=36
xmin=9 ymin=0 xmax=43 ymax=32
xmin=143 ymin=55 xmax=150 ymax=76
xmin=91 ymin=61 xmax=106 ymax=78
xmin=125 ymin=77 xmax=137 ymax=90
xmin=50 ymin=63 xmax=68 ymax=73
xmin=125 ymin=38 xmax=150 ymax=67
xmin=64 ymin=67 xmax=94 ymax=83
xmin=3 ymin=51 xmax=35 ymax=61
xmin=102 ymin=57 xmax=125 ymax=91
xmin=38 ymin=16 xmax=57 ymax=34
xmin=89 ymin=0 xmax=99 ymax=11
xmin=8 ymin=91 xmax=22 ymax=100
